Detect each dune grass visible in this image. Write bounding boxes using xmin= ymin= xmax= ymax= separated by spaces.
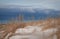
xmin=0 ymin=18 xmax=60 ymax=39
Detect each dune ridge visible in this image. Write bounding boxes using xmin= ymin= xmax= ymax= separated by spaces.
xmin=0 ymin=18 xmax=60 ymax=39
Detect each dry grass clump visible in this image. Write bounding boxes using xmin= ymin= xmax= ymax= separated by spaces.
xmin=41 ymin=18 xmax=60 ymax=39
xmin=0 ymin=18 xmax=60 ymax=39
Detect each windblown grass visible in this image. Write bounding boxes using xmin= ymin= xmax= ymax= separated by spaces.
xmin=0 ymin=18 xmax=60 ymax=39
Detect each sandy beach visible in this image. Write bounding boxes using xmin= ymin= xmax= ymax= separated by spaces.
xmin=0 ymin=18 xmax=60 ymax=39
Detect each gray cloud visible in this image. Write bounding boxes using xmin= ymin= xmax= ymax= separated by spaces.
xmin=0 ymin=0 xmax=60 ymax=10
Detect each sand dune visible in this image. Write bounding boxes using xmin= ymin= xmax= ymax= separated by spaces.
xmin=0 ymin=18 xmax=60 ymax=39
xmin=5 ymin=26 xmax=57 ymax=39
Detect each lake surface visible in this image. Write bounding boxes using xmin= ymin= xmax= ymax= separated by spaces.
xmin=0 ymin=8 xmax=60 ymax=24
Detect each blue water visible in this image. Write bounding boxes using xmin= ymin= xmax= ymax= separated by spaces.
xmin=0 ymin=8 xmax=60 ymax=24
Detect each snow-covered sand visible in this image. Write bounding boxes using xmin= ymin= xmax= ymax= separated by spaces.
xmin=5 ymin=26 xmax=58 ymax=39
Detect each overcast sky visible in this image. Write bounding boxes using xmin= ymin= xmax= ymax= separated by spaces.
xmin=0 ymin=0 xmax=60 ymax=10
